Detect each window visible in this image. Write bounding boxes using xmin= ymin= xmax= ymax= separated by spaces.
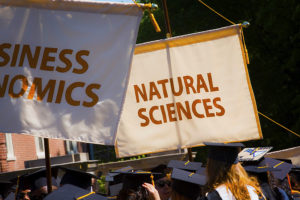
xmin=35 ymin=137 xmax=45 ymax=159
xmin=5 ymin=134 xmax=16 ymax=160
xmin=66 ymin=141 xmax=78 ymax=154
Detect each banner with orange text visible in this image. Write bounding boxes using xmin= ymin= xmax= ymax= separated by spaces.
xmin=0 ymin=0 xmax=142 ymax=145
xmin=115 ymin=25 xmax=263 ymax=157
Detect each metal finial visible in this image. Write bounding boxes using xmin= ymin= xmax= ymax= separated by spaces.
xmin=242 ymin=21 xmax=250 ymax=28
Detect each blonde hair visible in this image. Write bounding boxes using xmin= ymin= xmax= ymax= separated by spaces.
xmin=206 ymin=159 xmax=263 ymax=200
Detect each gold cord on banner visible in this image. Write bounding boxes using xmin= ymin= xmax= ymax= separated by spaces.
xmin=197 ymin=0 xmax=249 ymax=64
xmin=198 ymin=0 xmax=235 ymax=25
xmin=258 ymin=112 xmax=300 ymax=138
xmin=198 ymin=0 xmax=298 ymax=138
xmin=132 ymin=0 xmax=161 ymax=32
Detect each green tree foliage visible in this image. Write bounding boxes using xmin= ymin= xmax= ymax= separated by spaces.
xmin=137 ymin=0 xmax=300 ymax=150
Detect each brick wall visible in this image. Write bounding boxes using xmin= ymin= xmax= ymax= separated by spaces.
xmin=49 ymin=138 xmax=67 ymax=157
xmin=0 ymin=133 xmax=69 ymax=172
xmin=0 ymin=133 xmax=8 ymax=172
xmin=10 ymin=134 xmax=37 ymax=171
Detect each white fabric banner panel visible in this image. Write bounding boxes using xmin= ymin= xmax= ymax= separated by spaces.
xmin=115 ymin=25 xmax=262 ymax=157
xmin=0 ymin=0 xmax=142 ymax=145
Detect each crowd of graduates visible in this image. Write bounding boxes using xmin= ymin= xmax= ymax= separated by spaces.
xmin=0 ymin=143 xmax=300 ymax=200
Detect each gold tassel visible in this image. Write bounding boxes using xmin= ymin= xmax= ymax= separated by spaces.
xmin=150 ymin=174 xmax=155 ymax=187
xmin=148 ymin=10 xmax=161 ymax=32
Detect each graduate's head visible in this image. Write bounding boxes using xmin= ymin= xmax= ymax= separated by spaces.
xmin=204 ymin=142 xmax=263 ymax=200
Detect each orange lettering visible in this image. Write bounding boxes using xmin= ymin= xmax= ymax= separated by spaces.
xmin=134 ymin=84 xmax=147 ymax=103
xmin=149 ymin=82 xmax=161 ymax=101
xmin=213 ymin=97 xmax=225 ymax=116
xmin=83 ymin=83 xmax=101 ymax=107
xmin=192 ymin=99 xmax=205 ymax=118
xmin=202 ymin=98 xmax=215 ymax=117
xmin=19 ymin=45 xmax=41 ymax=69
xmin=208 ymin=73 xmax=219 ymax=92
xmin=40 ymin=47 xmax=57 ymax=71
xmin=138 ymin=108 xmax=149 ymax=127
xmin=176 ymin=101 xmax=192 ymax=120
xmin=149 ymin=106 xmax=162 ymax=124
xmin=65 ymin=82 xmax=85 ymax=106
xmin=183 ymin=76 xmax=196 ymax=94
xmin=9 ymin=75 xmax=28 ymax=98
xmin=73 ymin=50 xmax=89 ymax=74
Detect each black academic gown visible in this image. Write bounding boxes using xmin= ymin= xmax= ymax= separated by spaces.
xmin=260 ymin=182 xmax=279 ymax=200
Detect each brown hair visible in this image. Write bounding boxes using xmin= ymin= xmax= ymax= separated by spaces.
xmin=171 ymin=190 xmax=192 ymax=200
xmin=206 ymin=159 xmax=263 ymax=200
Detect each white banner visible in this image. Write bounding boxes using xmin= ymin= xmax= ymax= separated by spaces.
xmin=0 ymin=0 xmax=142 ymax=145
xmin=115 ymin=25 xmax=263 ymax=157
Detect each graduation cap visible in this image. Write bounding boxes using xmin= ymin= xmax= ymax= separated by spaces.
xmin=171 ymin=168 xmax=206 ymax=186
xmin=106 ymin=166 xmax=133 ymax=196
xmin=118 ymin=171 xmax=161 ymax=191
xmin=238 ymin=147 xmax=273 ymax=162
xmin=25 ymin=168 xmax=59 ymax=192
xmin=0 ymin=180 xmax=12 ymax=199
xmin=105 ymin=166 xmax=133 ymax=182
xmin=264 ymin=157 xmax=293 ymax=180
xmin=243 ymin=159 xmax=282 ymax=184
xmin=108 ymin=183 xmax=123 ymax=197
xmin=44 ymin=184 xmax=107 ymax=200
xmin=290 ymin=166 xmax=300 ymax=174
xmin=58 ymin=166 xmax=99 ymax=190
xmin=4 ymin=192 xmax=15 ymax=200
xmin=167 ymin=160 xmax=202 ymax=171
xmin=9 ymin=173 xmax=32 ymax=197
xmin=151 ymin=164 xmax=172 ymax=180
xmin=204 ymin=142 xmax=245 ymax=164
xmin=171 ymin=168 xmax=206 ymax=200
xmin=244 ymin=165 xmax=281 ymax=173
xmin=195 ymin=167 xmax=206 ymax=176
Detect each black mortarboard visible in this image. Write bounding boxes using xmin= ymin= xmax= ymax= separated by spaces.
xmin=244 ymin=165 xmax=281 ymax=173
xmin=151 ymin=164 xmax=171 ymax=181
xmin=264 ymin=157 xmax=293 ymax=180
xmin=105 ymin=166 xmax=133 ymax=183
xmin=195 ymin=167 xmax=206 ymax=176
xmin=238 ymin=147 xmax=273 ymax=162
xmin=24 ymin=168 xmax=58 ymax=192
xmin=58 ymin=167 xmax=98 ymax=190
xmin=0 ymin=180 xmax=12 ymax=199
xmin=10 ymin=174 xmax=31 ymax=191
xmin=106 ymin=166 xmax=133 ymax=196
xmin=4 ymin=192 xmax=14 ymax=200
xmin=167 ymin=160 xmax=202 ymax=171
xmin=243 ymin=158 xmax=280 ymax=184
xmin=44 ymin=184 xmax=107 ymax=200
xmin=109 ymin=183 xmax=123 ymax=196
xmin=118 ymin=171 xmax=161 ymax=191
xmin=290 ymin=166 xmax=300 ymax=173
xmin=171 ymin=168 xmax=206 ymax=186
xmin=171 ymin=168 xmax=206 ymax=200
xmin=204 ymin=142 xmax=245 ymax=164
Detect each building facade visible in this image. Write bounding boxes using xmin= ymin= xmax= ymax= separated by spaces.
xmin=0 ymin=133 xmax=88 ymax=172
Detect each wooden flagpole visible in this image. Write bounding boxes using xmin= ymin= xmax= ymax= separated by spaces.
xmin=44 ymin=138 xmax=53 ymax=193
xmin=161 ymin=0 xmax=193 ymax=161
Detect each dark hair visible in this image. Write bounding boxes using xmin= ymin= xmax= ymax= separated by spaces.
xmin=117 ymin=187 xmax=149 ymax=200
